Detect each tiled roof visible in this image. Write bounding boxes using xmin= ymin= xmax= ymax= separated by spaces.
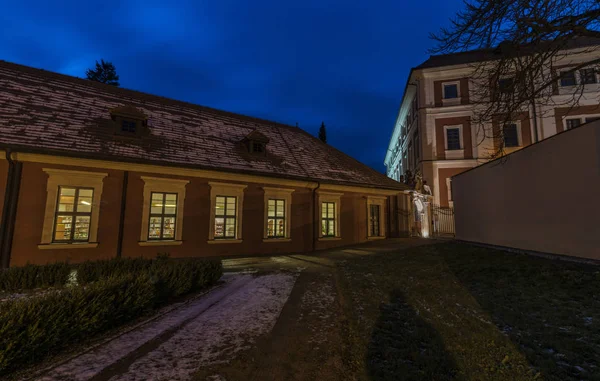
xmin=0 ymin=61 xmax=406 ymax=190
xmin=416 ymin=37 xmax=600 ymax=70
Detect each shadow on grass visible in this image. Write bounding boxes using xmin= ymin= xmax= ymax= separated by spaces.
xmin=442 ymin=242 xmax=600 ymax=381
xmin=366 ymin=289 xmax=458 ymax=381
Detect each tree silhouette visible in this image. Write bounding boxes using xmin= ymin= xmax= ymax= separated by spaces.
xmin=318 ymin=121 xmax=327 ymax=143
xmin=432 ymin=0 xmax=600 ymax=159
xmin=86 ymin=59 xmax=120 ymax=86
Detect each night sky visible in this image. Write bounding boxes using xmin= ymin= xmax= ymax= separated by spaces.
xmin=1 ymin=0 xmax=463 ymax=173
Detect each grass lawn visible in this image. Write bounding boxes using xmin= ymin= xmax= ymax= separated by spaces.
xmin=337 ymin=242 xmax=600 ymax=380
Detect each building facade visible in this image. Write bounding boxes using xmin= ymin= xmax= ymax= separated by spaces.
xmin=385 ymin=40 xmax=600 ymax=207
xmin=0 ymin=61 xmax=409 ymax=268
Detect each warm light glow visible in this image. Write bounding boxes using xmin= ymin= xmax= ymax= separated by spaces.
xmin=80 ymin=201 xmax=91 ymax=205
xmin=154 ymin=204 xmax=176 ymax=207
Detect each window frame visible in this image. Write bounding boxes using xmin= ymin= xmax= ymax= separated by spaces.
xmin=559 ymin=70 xmax=577 ymax=87
xmin=263 ymin=187 xmax=294 ymax=242
xmin=39 ymin=169 xmax=107 ymax=249
xmin=565 ymin=118 xmax=582 ymax=130
xmin=502 ymin=123 xmax=521 ymax=148
xmin=580 ymin=68 xmax=597 ymax=85
xmin=317 ymin=191 xmax=343 ymax=240
xmin=147 ymin=192 xmax=178 ymax=241
xmin=367 ymin=196 xmax=386 ymax=240
xmin=443 ymin=82 xmax=459 ymax=99
xmin=139 ymin=176 xmax=189 ymax=246
xmin=52 ymin=186 xmax=95 ymax=243
xmin=208 ymin=182 xmax=247 ymax=243
xmin=498 ymin=77 xmax=515 ymax=94
xmin=442 ymin=124 xmax=465 ymax=160
xmin=213 ymin=195 xmax=238 ymax=240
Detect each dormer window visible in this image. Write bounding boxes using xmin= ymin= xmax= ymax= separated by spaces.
xmin=121 ymin=120 xmax=138 ymax=134
xmin=109 ymin=105 xmax=148 ymax=138
xmin=242 ymin=130 xmax=270 ymax=155
xmin=251 ymin=142 xmax=265 ymax=153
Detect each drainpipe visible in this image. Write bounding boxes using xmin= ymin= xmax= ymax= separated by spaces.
xmin=0 ymin=149 xmax=23 ymax=269
xmin=116 ymin=171 xmax=129 ymax=258
xmin=311 ymin=181 xmax=321 ymax=252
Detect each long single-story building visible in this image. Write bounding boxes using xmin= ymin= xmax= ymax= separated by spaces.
xmin=0 ymin=61 xmax=409 ymax=267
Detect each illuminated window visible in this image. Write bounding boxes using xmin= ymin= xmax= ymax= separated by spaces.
xmin=503 ymin=124 xmax=520 ymax=147
xmin=39 ymin=169 xmax=107 ymax=249
xmin=139 ymin=176 xmax=189 ymax=246
xmin=267 ymin=199 xmax=286 ymax=238
xmin=214 ymin=196 xmax=237 ymax=239
xmin=321 ymin=202 xmax=336 ymax=237
xmin=208 ymin=182 xmax=246 ymax=242
xmin=53 ymin=187 xmax=94 ymax=242
xmin=148 ymin=192 xmax=178 ymax=240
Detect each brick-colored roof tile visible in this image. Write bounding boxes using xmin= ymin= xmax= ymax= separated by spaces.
xmin=0 ymin=61 xmax=406 ymax=190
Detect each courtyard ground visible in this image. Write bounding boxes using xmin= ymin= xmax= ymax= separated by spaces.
xmin=23 ymin=239 xmax=600 ymax=381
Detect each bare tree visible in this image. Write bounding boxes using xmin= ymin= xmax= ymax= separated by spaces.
xmin=431 ymin=0 xmax=600 ymax=159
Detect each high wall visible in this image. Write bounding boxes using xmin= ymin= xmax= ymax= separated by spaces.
xmin=5 ymin=158 xmax=400 ymax=266
xmin=453 ymin=121 xmax=600 ymax=260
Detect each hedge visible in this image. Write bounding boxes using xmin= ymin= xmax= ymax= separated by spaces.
xmin=0 ymin=255 xmax=223 ymax=292
xmin=0 ymin=262 xmax=71 ymax=292
xmin=0 ymin=258 xmax=222 ymax=376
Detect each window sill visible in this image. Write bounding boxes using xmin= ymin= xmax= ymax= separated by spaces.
xmin=442 ymin=97 xmax=461 ymax=106
xmin=367 ymin=236 xmax=387 ymax=241
xmin=318 ymin=237 xmax=342 ymax=241
xmin=38 ymin=243 xmax=99 ymax=250
xmin=263 ymin=238 xmax=292 ymax=243
xmin=138 ymin=240 xmax=183 ymax=247
xmin=445 ymin=149 xmax=464 ymax=159
xmin=208 ymin=239 xmax=243 ymax=244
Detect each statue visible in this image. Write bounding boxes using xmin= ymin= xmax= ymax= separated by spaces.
xmin=414 ymin=172 xmax=424 ymax=194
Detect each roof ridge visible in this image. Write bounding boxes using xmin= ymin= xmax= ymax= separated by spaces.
xmin=0 ymin=60 xmax=302 ymax=131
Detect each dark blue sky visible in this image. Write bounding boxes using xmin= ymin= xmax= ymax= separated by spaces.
xmin=1 ymin=0 xmax=463 ymax=173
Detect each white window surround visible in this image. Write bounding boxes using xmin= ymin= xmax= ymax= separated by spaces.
xmin=317 ymin=191 xmax=343 ymax=241
xmin=442 ymin=81 xmax=461 ymax=106
xmin=39 ymin=168 xmax=107 ymax=250
xmin=366 ymin=196 xmax=386 ymax=240
xmin=444 ymin=125 xmax=465 ymax=159
xmin=208 ymin=182 xmax=247 ymax=243
xmin=262 ymin=186 xmax=294 ymax=242
xmin=139 ymin=176 xmax=189 ymax=246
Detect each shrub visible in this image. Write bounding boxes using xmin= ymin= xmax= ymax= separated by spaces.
xmin=0 ymin=258 xmax=222 ymax=376
xmin=0 ymin=262 xmax=71 ymax=292
xmin=75 ymin=257 xmax=153 ymax=285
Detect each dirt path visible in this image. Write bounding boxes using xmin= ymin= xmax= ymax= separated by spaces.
xmin=192 ymin=270 xmax=348 ymax=381
xmin=36 ymin=273 xmax=298 ymax=381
